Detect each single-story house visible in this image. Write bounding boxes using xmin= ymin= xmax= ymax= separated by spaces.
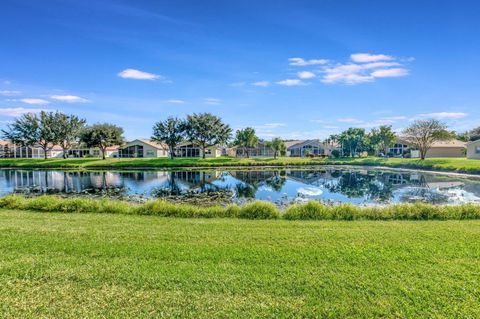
xmin=118 ymin=139 xmax=168 ymax=158
xmin=174 ymin=142 xmax=222 ymax=158
xmin=228 ymin=141 xmax=276 ymax=157
xmin=466 ymin=139 xmax=480 ymax=159
xmin=390 ymin=138 xmax=466 ymax=158
xmin=287 ymin=139 xmax=338 ymax=157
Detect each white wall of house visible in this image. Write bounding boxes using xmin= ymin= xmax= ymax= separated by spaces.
xmin=467 ymin=140 xmax=480 ymax=159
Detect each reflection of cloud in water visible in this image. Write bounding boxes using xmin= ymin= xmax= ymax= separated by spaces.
xmin=444 ymin=189 xmax=480 ymax=203
xmin=297 ymin=187 xmax=323 ymax=196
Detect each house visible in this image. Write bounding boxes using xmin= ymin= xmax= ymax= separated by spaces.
xmin=287 ymin=139 xmax=337 ymax=157
xmin=118 ymin=139 xmax=168 ymax=158
xmin=466 ymin=139 xmax=480 ymax=159
xmin=390 ymin=138 xmax=466 ymax=158
xmin=174 ymin=142 xmax=222 ymax=158
xmin=228 ymin=141 xmax=276 ymax=157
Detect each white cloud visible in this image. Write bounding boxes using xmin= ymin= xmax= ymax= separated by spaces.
xmin=50 ymin=95 xmax=89 ymax=103
xmin=337 ymin=118 xmax=364 ymax=124
xmin=276 ymin=79 xmax=307 ymax=86
xmin=262 ymin=123 xmax=285 ymax=129
xmin=21 ymin=98 xmax=50 ymax=105
xmin=118 ymin=68 xmax=161 ymax=80
xmin=381 ymin=116 xmax=408 ymax=121
xmin=371 ymin=68 xmax=409 ymax=78
xmin=350 ymin=53 xmax=394 ymax=63
xmin=0 ymin=90 xmax=21 ymax=96
xmin=0 ymin=107 xmax=48 ymax=117
xmin=297 ymin=187 xmax=323 ymax=196
xmin=252 ymin=81 xmax=270 ymax=87
xmin=166 ymin=99 xmax=185 ymax=104
xmin=289 ymin=57 xmax=328 ymax=66
xmin=418 ymin=112 xmax=467 ymax=119
xmin=204 ymin=98 xmax=221 ymax=105
xmin=297 ymin=71 xmax=316 ymax=79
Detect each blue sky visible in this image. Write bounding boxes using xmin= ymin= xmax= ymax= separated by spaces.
xmin=1 ymin=0 xmax=479 ymax=140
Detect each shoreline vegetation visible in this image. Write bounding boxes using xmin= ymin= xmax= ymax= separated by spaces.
xmin=1 ymin=195 xmax=480 ymax=220
xmin=0 ymin=156 xmax=480 ymax=174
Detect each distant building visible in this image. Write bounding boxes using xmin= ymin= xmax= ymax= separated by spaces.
xmin=390 ymin=138 xmax=466 ymax=158
xmin=466 ymin=139 xmax=480 ymax=159
xmin=118 ymin=139 xmax=222 ymax=158
xmin=286 ymin=139 xmax=338 ymax=157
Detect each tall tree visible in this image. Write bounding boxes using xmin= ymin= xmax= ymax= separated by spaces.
xmin=402 ymin=119 xmax=452 ymax=160
xmin=233 ymin=127 xmax=259 ymax=158
xmin=151 ymin=117 xmax=185 ymax=159
xmin=468 ymin=127 xmax=480 ymax=141
xmin=80 ymin=123 xmax=125 ymax=159
xmin=185 ymin=113 xmax=232 ymax=159
xmin=369 ymin=125 xmax=396 ymax=156
xmin=2 ymin=111 xmax=57 ymax=159
xmin=338 ymin=128 xmax=366 ymax=157
xmin=267 ymin=137 xmax=286 ymax=159
xmin=52 ymin=112 xmax=86 ymax=159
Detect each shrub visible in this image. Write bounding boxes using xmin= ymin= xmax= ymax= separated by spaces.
xmin=284 ymin=201 xmax=331 ymax=220
xmin=238 ymin=201 xmax=279 ymax=219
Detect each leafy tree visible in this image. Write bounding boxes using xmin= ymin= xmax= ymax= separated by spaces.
xmin=402 ymin=119 xmax=452 ymax=160
xmin=2 ymin=111 xmax=57 ymax=159
xmin=267 ymin=137 xmax=286 ymax=159
xmin=151 ymin=117 xmax=186 ymax=159
xmin=338 ymin=128 xmax=367 ymax=157
xmin=185 ymin=113 xmax=232 ymax=159
xmin=52 ymin=112 xmax=86 ymax=159
xmin=80 ymin=123 xmax=125 ymax=159
xmin=468 ymin=127 xmax=480 ymax=141
xmin=233 ymin=127 xmax=259 ymax=158
xmin=369 ymin=125 xmax=396 ymax=156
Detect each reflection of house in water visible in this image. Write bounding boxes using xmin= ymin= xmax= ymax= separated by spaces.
xmin=229 ymin=170 xmax=278 ymax=184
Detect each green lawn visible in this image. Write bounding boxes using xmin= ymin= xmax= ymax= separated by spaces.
xmin=1 ymin=210 xmax=479 ymax=318
xmin=0 ymin=156 xmax=479 ymax=173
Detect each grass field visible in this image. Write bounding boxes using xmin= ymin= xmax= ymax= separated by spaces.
xmin=0 ymin=156 xmax=480 ymax=173
xmin=1 ymin=210 xmax=479 ymax=318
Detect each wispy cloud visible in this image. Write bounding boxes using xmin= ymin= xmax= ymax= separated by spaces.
xmin=297 ymin=71 xmax=316 ymax=79
xmin=118 ymin=68 xmax=162 ymax=80
xmin=204 ymin=98 xmax=221 ymax=105
xmin=50 ymin=95 xmax=89 ymax=103
xmin=0 ymin=90 xmax=21 ymax=96
xmin=20 ymin=98 xmax=50 ymax=105
xmin=418 ymin=112 xmax=467 ymax=119
xmin=321 ymin=53 xmax=411 ymax=85
xmin=337 ymin=118 xmax=364 ymax=124
xmin=350 ymin=53 xmax=394 ymax=63
xmin=165 ymin=99 xmax=185 ymax=104
xmin=0 ymin=107 xmax=49 ymax=117
xmin=288 ymin=57 xmax=328 ymax=66
xmin=276 ymin=79 xmax=307 ymax=86
xmin=251 ymin=81 xmax=270 ymax=87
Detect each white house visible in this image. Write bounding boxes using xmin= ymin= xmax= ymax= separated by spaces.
xmin=466 ymin=140 xmax=480 ymax=159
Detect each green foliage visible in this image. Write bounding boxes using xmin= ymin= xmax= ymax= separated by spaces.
xmin=233 ymin=127 xmax=259 ymax=158
xmin=238 ymin=201 xmax=280 ymax=219
xmin=402 ymin=119 xmax=453 ymax=160
xmin=338 ymin=127 xmax=367 ymax=157
xmin=266 ymin=138 xmax=286 ymax=158
xmin=80 ymin=123 xmax=125 ymax=159
xmin=51 ymin=112 xmax=86 ymax=158
xmin=151 ymin=117 xmax=186 ymax=159
xmin=185 ymin=113 xmax=232 ymax=158
xmin=1 ymin=111 xmax=58 ymax=159
xmin=369 ymin=125 xmax=396 ymax=155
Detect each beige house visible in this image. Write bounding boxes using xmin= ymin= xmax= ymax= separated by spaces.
xmin=287 ymin=139 xmax=338 ymax=157
xmin=118 ymin=139 xmax=168 ymax=158
xmin=228 ymin=141 xmax=276 ymax=157
xmin=391 ymin=138 xmax=466 ymax=158
xmin=466 ymin=140 xmax=480 ymax=159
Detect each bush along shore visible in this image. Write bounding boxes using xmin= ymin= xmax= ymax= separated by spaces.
xmin=1 ymin=195 xmax=480 ymax=220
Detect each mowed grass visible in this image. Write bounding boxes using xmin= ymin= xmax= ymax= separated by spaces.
xmin=0 ymin=156 xmax=480 ymax=174
xmin=1 ymin=210 xmax=479 ymax=318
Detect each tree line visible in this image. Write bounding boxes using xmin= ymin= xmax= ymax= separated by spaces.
xmin=2 ymin=110 xmax=476 ymax=161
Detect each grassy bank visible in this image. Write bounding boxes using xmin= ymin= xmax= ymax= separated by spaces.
xmin=1 ymin=210 xmax=479 ymax=318
xmin=2 ymin=195 xmax=480 ymax=220
xmin=0 ymin=156 xmax=479 ymax=174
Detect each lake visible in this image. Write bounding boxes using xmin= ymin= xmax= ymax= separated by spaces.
xmin=1 ymin=167 xmax=480 ymax=206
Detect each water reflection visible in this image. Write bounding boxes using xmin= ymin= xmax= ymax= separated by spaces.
xmin=1 ymin=168 xmax=480 ymax=205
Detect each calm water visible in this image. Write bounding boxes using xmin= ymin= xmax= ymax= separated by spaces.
xmin=1 ymin=167 xmax=480 ymax=206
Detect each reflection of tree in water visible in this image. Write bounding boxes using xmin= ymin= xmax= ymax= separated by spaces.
xmin=321 ymin=170 xmax=429 ymax=202
xmin=230 ymin=170 xmax=286 ymax=198
xmin=151 ymin=171 xmax=223 ymax=197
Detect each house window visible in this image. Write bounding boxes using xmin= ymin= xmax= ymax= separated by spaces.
xmin=476 ymin=146 xmax=480 ymax=154
xmin=146 ymin=150 xmax=155 ymax=157
xmin=93 ymin=150 xmax=100 ymax=156
xmin=204 ymin=149 xmax=212 ymax=155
